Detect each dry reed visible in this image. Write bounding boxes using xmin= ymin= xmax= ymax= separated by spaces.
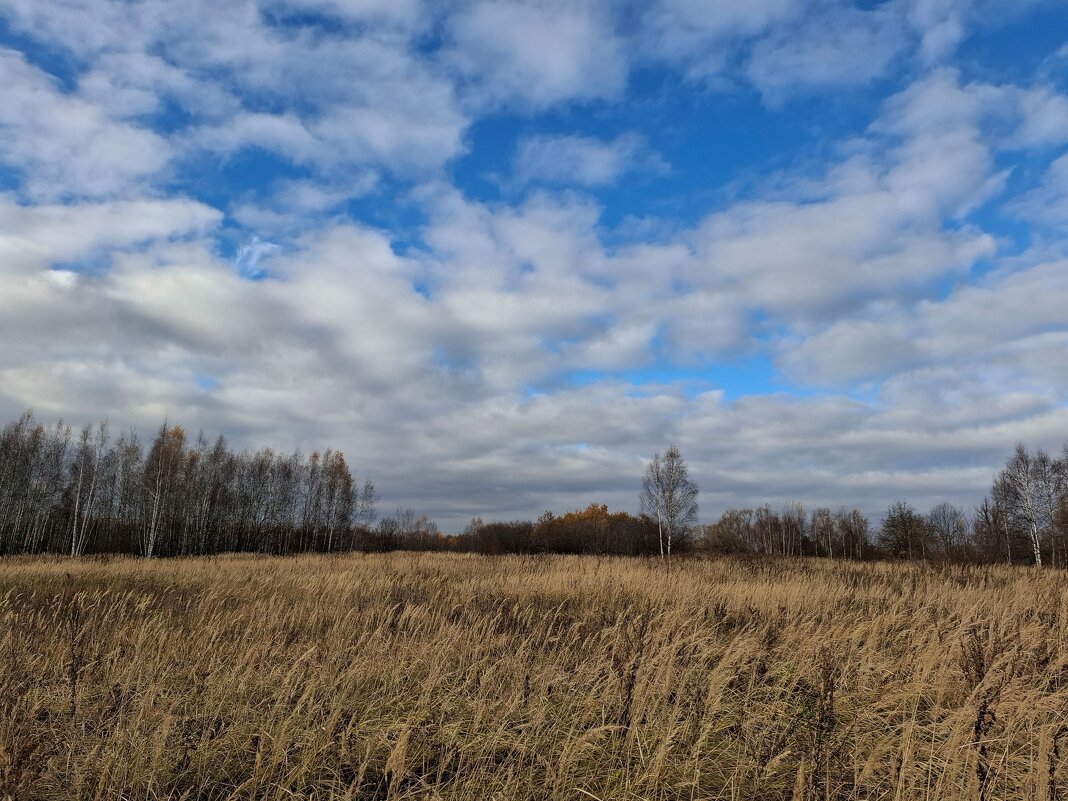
xmin=1 ymin=553 xmax=1066 ymax=800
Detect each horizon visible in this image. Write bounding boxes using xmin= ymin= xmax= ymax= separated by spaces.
xmin=2 ymin=1 xmax=1067 ymax=530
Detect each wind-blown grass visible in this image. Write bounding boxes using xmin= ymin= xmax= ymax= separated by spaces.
xmin=2 ymin=553 xmax=1067 ymax=799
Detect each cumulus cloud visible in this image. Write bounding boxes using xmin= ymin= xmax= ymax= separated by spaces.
xmin=0 ymin=49 xmax=173 ymax=199
xmin=444 ymin=0 xmax=627 ymax=109
xmin=642 ymin=0 xmax=1061 ymax=101
xmin=642 ymin=0 xmax=804 ymax=80
xmin=511 ymin=133 xmax=667 ymax=187
xmin=903 ymin=0 xmax=1054 ymax=63
xmin=1011 ymin=153 xmax=1068 ymax=228
xmin=746 ymin=5 xmax=906 ymax=102
xmin=2 ymin=0 xmax=468 ymax=185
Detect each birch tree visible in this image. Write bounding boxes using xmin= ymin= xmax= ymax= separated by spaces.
xmin=69 ymin=422 xmax=109 ymax=557
xmin=640 ymin=445 xmax=699 ymax=560
xmin=999 ymin=444 xmax=1045 ymax=566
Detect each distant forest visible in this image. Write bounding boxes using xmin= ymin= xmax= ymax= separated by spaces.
xmin=0 ymin=410 xmax=1066 ymax=565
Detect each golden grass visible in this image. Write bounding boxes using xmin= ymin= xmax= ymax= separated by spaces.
xmin=2 ymin=553 xmax=1067 ymax=800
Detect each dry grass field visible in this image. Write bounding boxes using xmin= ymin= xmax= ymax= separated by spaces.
xmin=2 ymin=553 xmax=1067 ymax=800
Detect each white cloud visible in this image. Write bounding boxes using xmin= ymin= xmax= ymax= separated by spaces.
xmin=775 ymin=252 xmax=1068 ymax=388
xmin=1008 ymin=88 xmax=1068 ymax=149
xmin=667 ymin=72 xmax=1002 ymax=339
xmin=231 ymin=175 xmax=380 ymax=235
xmin=746 ymin=5 xmax=906 ymax=102
xmin=1011 ymin=153 xmax=1068 ymax=228
xmin=512 ymin=133 xmax=666 ymax=187
xmin=642 ymin=0 xmax=804 ymax=80
xmin=0 ymin=49 xmax=173 ymax=199
xmin=904 ymin=0 xmax=968 ymax=62
xmin=0 ymin=194 xmax=221 ymax=265
xmin=445 ymin=0 xmax=627 ymax=110
xmin=262 ymin=0 xmax=428 ymax=30
xmin=1 ymin=1 xmax=468 ymax=183
xmin=903 ymin=0 xmax=1052 ymax=63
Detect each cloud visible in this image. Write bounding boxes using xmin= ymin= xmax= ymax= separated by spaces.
xmin=642 ymin=0 xmax=1062 ymax=102
xmin=261 ymin=0 xmax=428 ymax=29
xmin=1007 ymin=88 xmax=1068 ymax=149
xmin=904 ymin=0 xmax=969 ymax=62
xmin=1010 ymin=153 xmax=1068 ymax=228
xmin=642 ymin=0 xmax=803 ymax=79
xmin=234 ymin=236 xmax=281 ymax=279
xmin=746 ymin=4 xmax=906 ymax=102
xmin=231 ymin=175 xmax=380 ymax=235
xmin=642 ymin=0 xmax=908 ymax=96
xmin=444 ymin=0 xmax=627 ymax=110
xmin=664 ymin=71 xmax=1002 ymax=345
xmin=0 ymin=194 xmax=221 ymax=264
xmin=511 ymin=133 xmax=666 ymax=187
xmin=777 ymin=320 xmax=922 ymax=386
xmin=774 ymin=249 xmax=1068 ymax=388
xmin=903 ymin=0 xmax=1054 ymax=63
xmin=0 ymin=49 xmax=173 ymax=199
xmin=1 ymin=0 xmax=468 ymax=183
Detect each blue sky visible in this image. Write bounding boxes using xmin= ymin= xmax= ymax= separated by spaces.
xmin=1 ymin=0 xmax=1067 ymax=528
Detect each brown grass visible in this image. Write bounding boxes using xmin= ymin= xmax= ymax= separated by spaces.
xmin=1 ymin=553 xmax=1067 ymax=800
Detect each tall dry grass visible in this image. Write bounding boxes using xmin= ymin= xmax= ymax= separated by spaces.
xmin=1 ymin=553 xmax=1067 ymax=800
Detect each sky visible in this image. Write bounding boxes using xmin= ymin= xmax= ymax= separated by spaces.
xmin=1 ymin=0 xmax=1067 ymax=530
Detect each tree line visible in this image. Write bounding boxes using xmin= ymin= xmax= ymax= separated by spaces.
xmin=1 ymin=410 xmax=1066 ymax=565
xmin=447 ymin=441 xmax=1068 ymax=566
xmin=0 ymin=411 xmax=376 ymax=556
xmin=700 ymin=442 xmax=1068 ymax=566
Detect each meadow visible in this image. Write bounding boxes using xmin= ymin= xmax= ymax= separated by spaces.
xmin=1 ymin=553 xmax=1067 ymax=800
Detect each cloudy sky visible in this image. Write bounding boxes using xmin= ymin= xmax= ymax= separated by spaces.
xmin=1 ymin=0 xmax=1067 ymax=529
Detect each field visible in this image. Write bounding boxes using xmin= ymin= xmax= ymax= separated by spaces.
xmin=2 ymin=554 xmax=1067 ymax=800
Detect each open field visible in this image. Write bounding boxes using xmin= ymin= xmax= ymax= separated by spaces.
xmin=2 ymin=554 xmax=1068 ymax=800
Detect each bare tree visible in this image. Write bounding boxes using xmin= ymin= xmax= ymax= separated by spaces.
xmin=754 ymin=504 xmax=780 ymax=555
xmin=836 ymin=508 xmax=869 ymax=560
xmin=811 ymin=508 xmax=835 ymax=558
xmin=999 ymin=444 xmax=1045 ymax=566
xmin=1036 ymin=450 xmax=1066 ymax=567
xmin=782 ymin=502 xmax=806 ymax=557
xmin=879 ymin=501 xmax=928 ymax=560
xmin=640 ymin=445 xmax=699 ymax=561
xmin=927 ymin=502 xmax=967 ymax=560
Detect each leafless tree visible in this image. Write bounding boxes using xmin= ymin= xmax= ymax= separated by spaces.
xmin=640 ymin=445 xmax=699 ymax=560
xmin=782 ymin=502 xmax=806 ymax=557
xmin=754 ymin=504 xmax=781 ymax=555
xmin=1036 ymin=450 xmax=1067 ymax=567
xmin=835 ymin=508 xmax=869 ymax=560
xmin=811 ymin=508 xmax=835 ymax=559
xmin=927 ymin=502 xmax=968 ymax=560
xmin=999 ymin=444 xmax=1046 ymax=566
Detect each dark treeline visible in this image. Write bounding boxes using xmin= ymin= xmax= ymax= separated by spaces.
xmin=442 ymin=442 xmax=1068 ymax=566
xmin=310 ymin=504 xmax=665 ymax=556
xmin=674 ymin=441 xmax=1068 ymax=566
xmin=2 ymin=410 xmax=1066 ymax=565
xmin=0 ymin=411 xmax=376 ymax=556
xmin=454 ymin=505 xmax=664 ymax=556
